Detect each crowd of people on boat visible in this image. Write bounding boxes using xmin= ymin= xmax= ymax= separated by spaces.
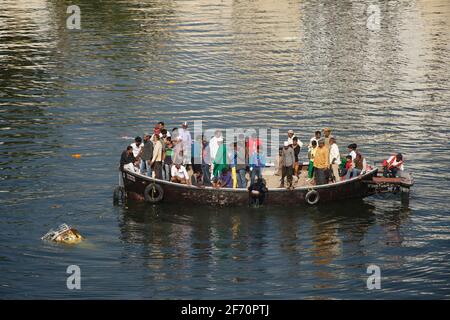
xmin=119 ymin=122 xmax=405 ymax=189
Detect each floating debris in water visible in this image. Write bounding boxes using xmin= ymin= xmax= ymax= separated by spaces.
xmin=71 ymin=154 xmax=81 ymax=158
xmin=41 ymin=224 xmax=83 ymax=244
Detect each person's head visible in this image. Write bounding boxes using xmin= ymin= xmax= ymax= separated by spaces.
xmin=348 ymin=143 xmax=357 ymax=151
xmin=356 ymin=153 xmax=363 ymax=161
xmin=126 ymin=145 xmax=133 ymax=154
xmin=144 ymin=134 xmax=151 ymax=142
xmin=278 ymin=147 xmax=283 ymax=156
xmin=311 ymin=140 xmax=317 ymax=148
xmin=318 ymin=138 xmax=325 ymax=148
xmin=283 ymin=141 xmax=289 ymax=149
xmin=158 ymin=121 xmax=165 ymax=129
xmin=153 ymin=127 xmax=161 ymax=137
xmin=288 ymin=129 xmax=294 ymax=138
xmin=315 ymin=130 xmax=321 ymax=139
xmin=161 ymin=128 xmax=167 ymax=137
xmin=166 ymin=136 xmax=172 ymax=143
xmin=346 ymin=155 xmax=352 ymax=162
xmin=135 ymin=136 xmax=142 ymax=146
xmin=323 ymin=128 xmax=331 ymax=137
xmin=329 ymin=136 xmax=336 ymax=145
xmin=182 ymin=121 xmax=188 ymax=129
xmin=292 ymin=137 xmax=298 ymax=146
xmin=396 ymin=153 xmax=403 ymax=161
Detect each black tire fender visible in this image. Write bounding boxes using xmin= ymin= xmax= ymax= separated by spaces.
xmin=305 ymin=189 xmax=319 ymax=205
xmin=144 ymin=183 xmax=164 ymax=203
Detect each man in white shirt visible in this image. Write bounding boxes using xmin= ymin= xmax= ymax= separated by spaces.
xmin=177 ymin=121 xmax=192 ymax=165
xmin=131 ymin=136 xmax=143 ymax=158
xmin=329 ymin=136 xmax=341 ymax=182
xmin=209 ymin=130 xmax=222 ymax=177
xmin=287 ymin=129 xmax=303 ymax=148
xmin=171 ymin=162 xmax=190 ymax=184
xmin=308 ymin=131 xmax=321 ymax=152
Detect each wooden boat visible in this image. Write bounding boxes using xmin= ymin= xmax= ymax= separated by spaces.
xmin=116 ymin=164 xmax=410 ymax=207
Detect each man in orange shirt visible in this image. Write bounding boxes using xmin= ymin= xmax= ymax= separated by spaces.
xmin=313 ymin=138 xmax=329 ymax=185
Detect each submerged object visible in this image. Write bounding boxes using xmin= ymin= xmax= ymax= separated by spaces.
xmin=41 ymin=224 xmax=83 ymax=244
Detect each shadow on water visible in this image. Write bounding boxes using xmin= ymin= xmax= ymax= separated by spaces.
xmin=114 ymin=198 xmax=417 ymax=298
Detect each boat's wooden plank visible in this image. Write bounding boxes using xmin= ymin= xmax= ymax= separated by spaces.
xmin=372 ymin=177 xmax=403 ymax=184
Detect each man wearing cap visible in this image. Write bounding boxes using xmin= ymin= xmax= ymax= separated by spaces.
xmin=313 ymin=138 xmax=330 ymax=185
xmin=323 ymin=128 xmax=332 ymax=148
xmin=280 ymin=141 xmax=295 ymax=188
xmin=329 ymin=136 xmax=341 ymax=182
xmin=178 ymin=121 xmax=192 ymax=165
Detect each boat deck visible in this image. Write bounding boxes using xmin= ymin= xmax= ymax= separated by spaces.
xmin=262 ymin=170 xmax=313 ymax=189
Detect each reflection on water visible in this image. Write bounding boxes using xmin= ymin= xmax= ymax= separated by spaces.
xmin=1 ymin=0 xmax=450 ymax=298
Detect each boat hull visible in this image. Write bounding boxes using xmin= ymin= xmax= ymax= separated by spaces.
xmin=120 ymin=168 xmax=379 ymax=206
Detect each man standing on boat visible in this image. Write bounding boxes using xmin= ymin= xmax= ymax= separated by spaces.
xmin=201 ymin=136 xmax=211 ymax=185
xmin=131 ymin=136 xmax=143 ymax=158
xmin=178 ymin=121 xmax=192 ymax=166
xmin=313 ymin=138 xmax=330 ymax=185
xmin=323 ymin=128 xmax=332 ymax=148
xmin=329 ymin=136 xmax=341 ymax=182
xmin=140 ymin=134 xmax=153 ymax=176
xmin=292 ymin=137 xmax=301 ymax=178
xmin=212 ymin=137 xmax=228 ymax=178
xmin=150 ymin=134 xmax=163 ymax=179
xmin=249 ymin=145 xmax=266 ymax=185
xmin=209 ymin=130 xmax=222 ymax=178
xmin=280 ymin=141 xmax=295 ymax=188
xmin=309 ymin=130 xmax=321 ymax=150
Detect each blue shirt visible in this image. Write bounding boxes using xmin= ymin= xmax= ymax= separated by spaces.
xmin=220 ymin=172 xmax=233 ymax=188
xmin=250 ymin=151 xmax=266 ymax=168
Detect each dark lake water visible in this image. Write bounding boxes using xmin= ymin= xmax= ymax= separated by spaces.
xmin=1 ymin=0 xmax=449 ymax=299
